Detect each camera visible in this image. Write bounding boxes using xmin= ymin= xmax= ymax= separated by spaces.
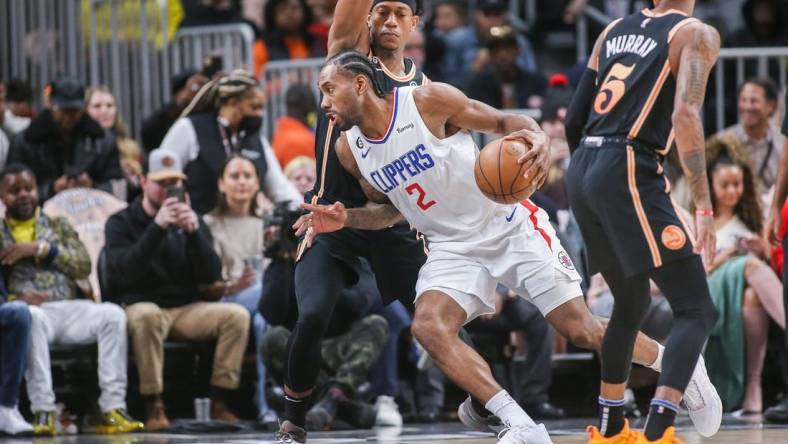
xmin=263 ymin=201 xmax=305 ymax=259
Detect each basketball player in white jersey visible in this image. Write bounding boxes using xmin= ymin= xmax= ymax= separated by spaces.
xmin=294 ymin=50 xmax=721 ymax=442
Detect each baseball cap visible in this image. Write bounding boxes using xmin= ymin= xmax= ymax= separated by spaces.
xmin=49 ymin=77 xmax=85 ymax=109
xmin=478 ymin=0 xmax=507 ymax=13
xmin=147 ymin=149 xmax=187 ymax=181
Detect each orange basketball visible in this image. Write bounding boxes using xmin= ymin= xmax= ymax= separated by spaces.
xmin=474 ymin=137 xmax=535 ymax=204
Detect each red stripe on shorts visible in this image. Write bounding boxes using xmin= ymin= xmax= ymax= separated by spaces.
xmin=521 ymin=200 xmax=552 ymax=250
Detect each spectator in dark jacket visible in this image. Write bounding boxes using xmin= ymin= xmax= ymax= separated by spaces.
xmin=141 ymin=70 xmax=208 ymax=153
xmin=103 ymin=149 xmax=249 ymax=431
xmin=8 ymin=78 xmax=122 ymax=202
xmin=467 ymin=25 xmax=546 ymax=110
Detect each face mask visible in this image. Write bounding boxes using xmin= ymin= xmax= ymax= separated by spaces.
xmin=239 ymin=115 xmax=263 ymax=135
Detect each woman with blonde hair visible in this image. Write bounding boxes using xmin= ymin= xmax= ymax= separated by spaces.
xmin=85 ymin=86 xmax=143 ymax=200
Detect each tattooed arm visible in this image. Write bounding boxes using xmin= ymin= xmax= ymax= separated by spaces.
xmin=670 ymin=21 xmax=721 ymax=265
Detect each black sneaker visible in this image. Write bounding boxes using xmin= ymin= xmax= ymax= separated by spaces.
xmin=275 ymin=420 xmax=307 ymax=443
xmin=765 ymin=398 xmax=788 ymax=424
xmin=305 ymin=389 xmax=341 ymax=431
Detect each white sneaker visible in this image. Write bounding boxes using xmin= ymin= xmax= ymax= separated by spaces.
xmin=0 ymin=406 xmax=33 ymax=435
xmin=374 ymin=396 xmax=403 ymax=427
xmin=497 ymin=423 xmax=553 ymax=444
xmin=682 ymin=355 xmax=722 ymax=437
xmin=457 ymin=396 xmax=504 ymax=434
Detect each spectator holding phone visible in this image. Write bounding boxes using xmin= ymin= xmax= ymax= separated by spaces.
xmin=103 ymin=149 xmax=249 ymax=430
xmin=702 ymin=133 xmax=785 ymax=414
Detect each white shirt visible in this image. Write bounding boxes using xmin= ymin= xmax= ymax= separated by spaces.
xmin=715 ymin=215 xmax=753 ymax=253
xmin=0 ymin=129 xmax=8 ymax=171
xmin=159 ymin=117 xmax=302 ymax=207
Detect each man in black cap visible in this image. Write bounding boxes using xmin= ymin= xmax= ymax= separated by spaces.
xmin=140 ymin=70 xmax=208 ymax=153
xmin=8 ymin=77 xmax=122 ymax=202
xmin=471 ymin=0 xmax=538 ymax=75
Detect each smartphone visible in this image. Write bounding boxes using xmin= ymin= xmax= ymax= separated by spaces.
xmin=166 ymin=186 xmax=186 ymax=203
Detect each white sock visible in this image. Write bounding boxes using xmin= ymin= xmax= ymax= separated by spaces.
xmin=484 ymin=390 xmax=536 ymax=428
xmin=647 ymin=343 xmax=664 ymax=372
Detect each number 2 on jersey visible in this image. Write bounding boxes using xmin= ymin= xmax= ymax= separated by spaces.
xmin=406 ymin=183 xmax=436 ymax=211
xmin=594 ymin=62 xmax=636 ymax=114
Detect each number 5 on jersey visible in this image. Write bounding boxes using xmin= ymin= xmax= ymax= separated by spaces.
xmin=406 ymin=183 xmax=436 ymax=211
xmin=594 ymin=62 xmax=636 ymax=114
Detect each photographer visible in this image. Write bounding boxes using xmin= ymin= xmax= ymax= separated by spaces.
xmin=159 ymin=70 xmax=301 ymax=214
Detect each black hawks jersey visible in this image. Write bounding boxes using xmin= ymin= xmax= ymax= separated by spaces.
xmin=310 ymin=56 xmax=428 ymax=208
xmin=584 ymin=9 xmax=699 ymax=154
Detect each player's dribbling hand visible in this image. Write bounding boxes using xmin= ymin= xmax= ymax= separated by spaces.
xmin=694 ymin=213 xmax=716 ymax=269
xmin=293 ymin=202 xmax=348 ymax=247
xmin=506 ymin=129 xmax=550 ymax=189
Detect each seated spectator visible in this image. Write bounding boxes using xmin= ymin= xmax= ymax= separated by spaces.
xmin=0 ymin=294 xmax=33 ymax=435
xmin=429 ymin=0 xmax=477 ymax=88
xmin=0 ymin=81 xmax=9 ymax=170
xmin=85 ymin=86 xmax=143 ymax=200
xmin=103 ymin=150 xmax=250 ymax=430
xmin=727 ymin=0 xmax=788 ymax=47
xmin=538 ymin=75 xmax=574 ymax=210
xmin=306 ymin=0 xmax=337 ymax=52
xmin=253 ymin=0 xmax=326 ymax=78
xmin=284 ymin=156 xmax=317 ymax=195
xmin=180 ymin=0 xmax=247 ymax=28
xmin=467 ymin=25 xmax=547 ymax=110
xmin=271 ymin=84 xmax=316 ymax=168
xmin=466 ymin=286 xmax=566 ymax=420
xmin=711 ymin=77 xmax=784 ymax=194
xmin=2 ymin=78 xmax=34 ymax=135
xmin=202 ymin=154 xmax=274 ymax=424
xmin=0 ymin=164 xmax=142 ymax=435
xmin=702 ymin=135 xmax=785 ymax=413
xmin=8 ymin=78 xmax=122 ymax=202
xmin=141 ymin=70 xmax=208 ymax=153
xmin=471 ymin=0 xmax=538 ymax=75
xmin=159 ymin=70 xmax=302 ymax=214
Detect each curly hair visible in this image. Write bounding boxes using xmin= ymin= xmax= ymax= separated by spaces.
xmin=706 ymin=133 xmax=762 ymax=233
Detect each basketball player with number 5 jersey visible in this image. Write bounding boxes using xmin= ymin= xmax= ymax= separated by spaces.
xmin=564 ymin=0 xmax=722 ymax=442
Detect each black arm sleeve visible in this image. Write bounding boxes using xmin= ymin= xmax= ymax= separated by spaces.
xmin=565 ymin=67 xmax=597 ymax=152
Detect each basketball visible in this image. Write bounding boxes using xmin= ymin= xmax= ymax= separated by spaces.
xmin=474 ymin=137 xmax=535 ymax=204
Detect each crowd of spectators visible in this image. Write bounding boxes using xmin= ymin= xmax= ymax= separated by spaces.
xmin=0 ymin=0 xmax=787 ymax=437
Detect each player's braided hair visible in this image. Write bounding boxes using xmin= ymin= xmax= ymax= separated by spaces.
xmin=324 ymin=50 xmax=386 ymax=98
xmin=181 ymin=69 xmax=259 ymax=117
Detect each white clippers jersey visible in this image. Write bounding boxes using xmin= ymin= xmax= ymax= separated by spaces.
xmin=345 ymin=86 xmax=523 ymax=252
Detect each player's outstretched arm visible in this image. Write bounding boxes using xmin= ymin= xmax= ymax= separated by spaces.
xmin=671 ymin=22 xmax=720 ymax=266
xmin=327 ymin=0 xmax=374 ymax=59
xmin=413 ymin=82 xmax=549 ymax=187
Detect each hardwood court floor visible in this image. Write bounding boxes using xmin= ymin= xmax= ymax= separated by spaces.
xmin=1 ymin=416 xmax=788 ymax=443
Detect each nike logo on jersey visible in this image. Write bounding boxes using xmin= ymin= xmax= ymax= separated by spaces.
xmin=369 ymin=144 xmax=435 ymax=194
xmin=506 ymin=207 xmax=517 ymax=222
xmin=605 ymin=34 xmax=658 ymax=59
xmin=356 ymin=137 xmax=372 ymax=159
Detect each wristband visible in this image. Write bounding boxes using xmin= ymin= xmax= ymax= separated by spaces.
xmin=695 ymin=209 xmax=714 ymax=217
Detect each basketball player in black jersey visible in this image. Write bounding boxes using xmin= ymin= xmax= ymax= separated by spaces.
xmin=565 ymin=1 xmax=721 ymax=442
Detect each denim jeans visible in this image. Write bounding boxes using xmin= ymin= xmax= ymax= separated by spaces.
xmin=0 ymin=301 xmax=32 ymax=407
xmin=223 ymin=279 xmax=269 ymax=415
xmin=367 ymin=300 xmax=412 ymax=398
